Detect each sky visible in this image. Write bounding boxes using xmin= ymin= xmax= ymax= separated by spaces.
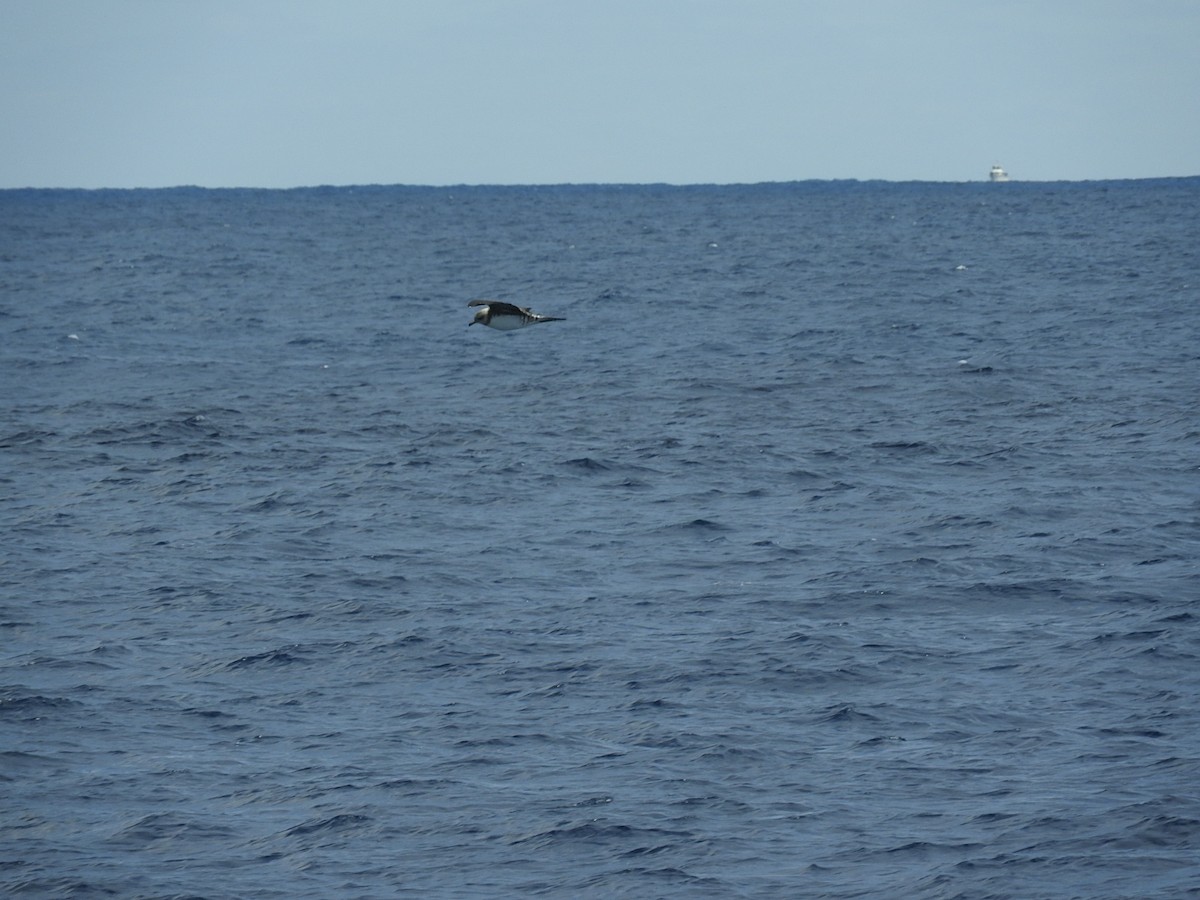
xmin=2 ymin=0 xmax=1198 ymax=188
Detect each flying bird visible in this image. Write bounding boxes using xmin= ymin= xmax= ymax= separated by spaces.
xmin=467 ymin=300 xmax=565 ymax=331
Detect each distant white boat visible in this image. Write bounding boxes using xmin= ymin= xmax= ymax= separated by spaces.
xmin=989 ymin=164 xmax=1010 ymax=182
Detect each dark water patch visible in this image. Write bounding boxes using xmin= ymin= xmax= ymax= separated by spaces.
xmin=561 ymin=456 xmax=614 ymax=471
xmin=217 ymin=647 xmax=311 ymax=670
xmin=510 ymin=821 xmax=694 ymax=850
xmin=283 ymin=813 xmax=372 ymax=838
xmin=0 ymin=692 xmax=82 ymax=716
xmin=111 ymin=812 xmax=237 ymax=846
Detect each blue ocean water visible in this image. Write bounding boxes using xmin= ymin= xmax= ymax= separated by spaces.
xmin=2 ymin=179 xmax=1199 ymax=898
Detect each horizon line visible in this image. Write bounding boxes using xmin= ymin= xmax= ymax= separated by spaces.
xmin=3 ymin=174 xmax=1199 ymax=192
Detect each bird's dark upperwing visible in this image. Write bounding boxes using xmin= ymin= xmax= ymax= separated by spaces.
xmin=468 ymin=300 xmax=528 ymax=316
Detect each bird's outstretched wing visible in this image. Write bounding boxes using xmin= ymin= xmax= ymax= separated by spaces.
xmin=469 ymin=300 xmax=529 ymax=316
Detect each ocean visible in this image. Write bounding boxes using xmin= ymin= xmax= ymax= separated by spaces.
xmin=2 ymin=179 xmax=1198 ymax=898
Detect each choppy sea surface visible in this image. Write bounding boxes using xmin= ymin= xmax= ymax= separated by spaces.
xmin=3 ymin=179 xmax=1199 ymax=898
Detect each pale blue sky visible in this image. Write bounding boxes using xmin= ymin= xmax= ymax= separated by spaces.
xmin=2 ymin=0 xmax=1197 ymax=187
